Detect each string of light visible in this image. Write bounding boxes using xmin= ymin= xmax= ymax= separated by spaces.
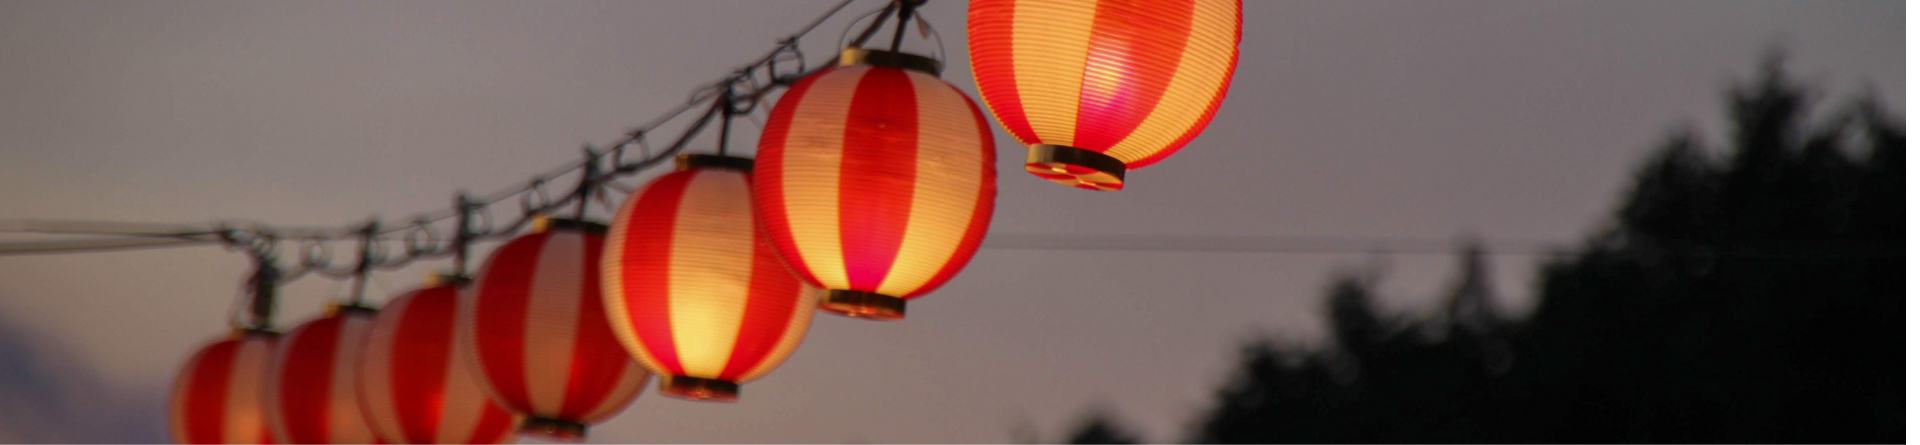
xmin=11 ymin=2 xmax=1900 ymax=444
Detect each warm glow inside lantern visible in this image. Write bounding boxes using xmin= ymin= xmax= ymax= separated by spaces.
xmin=460 ymin=219 xmax=651 ymax=441
xmin=358 ymin=276 xmax=519 ymax=444
xmin=754 ymin=48 xmax=997 ymax=320
xmin=170 ymin=329 xmax=277 ymax=444
xmin=265 ymin=305 xmax=379 ymax=444
xmin=603 ymin=154 xmax=817 ymax=402
xmin=968 ymin=0 xmax=1242 ymax=190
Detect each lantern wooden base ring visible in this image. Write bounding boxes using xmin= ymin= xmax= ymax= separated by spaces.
xmin=662 ymin=376 xmax=741 ymax=402
xmin=1025 ymin=144 xmax=1126 ymax=191
xmin=521 ymin=416 xmax=587 ymax=441
xmin=820 ymin=290 xmax=907 ymax=320
xmin=839 ymin=48 xmax=942 ymax=75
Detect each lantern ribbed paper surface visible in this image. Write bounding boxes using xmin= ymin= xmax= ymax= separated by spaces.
xmin=359 ymin=281 xmax=519 ymax=444
xmin=170 ymin=330 xmax=278 ymax=444
xmin=460 ymin=223 xmax=651 ymax=440
xmin=266 ymin=307 xmax=379 ymax=444
xmin=754 ymin=51 xmax=997 ymax=320
xmin=604 ymin=158 xmax=817 ymax=401
xmin=968 ymin=0 xmax=1241 ymax=190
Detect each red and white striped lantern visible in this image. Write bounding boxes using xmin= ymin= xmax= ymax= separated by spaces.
xmin=603 ymin=155 xmax=818 ymax=401
xmin=754 ymin=49 xmax=997 ymax=320
xmin=170 ymin=330 xmax=277 ymax=444
xmin=359 ymin=278 xmax=519 ymax=444
xmin=968 ymin=0 xmax=1242 ymax=190
xmin=266 ymin=306 xmax=380 ymax=444
xmin=461 ymin=221 xmax=651 ymax=440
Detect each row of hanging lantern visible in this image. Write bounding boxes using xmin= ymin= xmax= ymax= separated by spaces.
xmin=170 ymin=0 xmax=1239 ymax=442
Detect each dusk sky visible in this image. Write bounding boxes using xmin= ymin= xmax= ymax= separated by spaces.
xmin=0 ymin=0 xmax=1903 ymax=443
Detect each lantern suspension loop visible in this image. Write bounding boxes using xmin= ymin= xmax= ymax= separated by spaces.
xmin=572 ymin=147 xmax=603 ymax=221
xmin=888 ymin=0 xmax=925 ymax=52
xmin=346 ymin=220 xmax=379 ymax=307
xmin=838 ymin=3 xmax=900 ymax=51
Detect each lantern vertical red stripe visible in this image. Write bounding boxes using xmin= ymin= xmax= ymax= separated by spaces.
xmin=467 ymin=235 xmax=539 ymax=412
xmin=965 ymin=3 xmax=1037 ymax=144
xmin=1071 ymin=0 xmax=1194 ymax=150
xmin=837 ymin=67 xmax=919 ymax=291
xmin=1129 ymin=4 xmax=1238 ymax=169
xmin=391 ymin=291 xmax=452 ymax=440
xmin=619 ymin=170 xmax=692 ymax=377
xmin=276 ymin=316 xmax=340 ymax=443
xmin=717 ymin=230 xmax=808 ymax=380
xmin=561 ymin=234 xmax=624 ymax=419
xmin=752 ymin=73 xmax=824 ymax=287
xmin=182 ymin=340 xmax=237 ymax=442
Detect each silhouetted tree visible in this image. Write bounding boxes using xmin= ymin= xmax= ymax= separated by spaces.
xmin=1178 ymin=58 xmax=1901 ymax=443
xmin=1066 ymin=410 xmax=1142 ymax=444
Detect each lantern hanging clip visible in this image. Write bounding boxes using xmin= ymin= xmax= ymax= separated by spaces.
xmin=346 ymin=220 xmax=378 ymax=307
xmin=221 ymin=228 xmax=281 ymax=332
xmin=451 ymin=193 xmax=480 ymax=278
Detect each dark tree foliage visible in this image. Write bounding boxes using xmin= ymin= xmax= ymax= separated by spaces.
xmin=1184 ymin=60 xmax=1903 ymax=443
xmin=1066 ymin=411 xmax=1144 ymax=444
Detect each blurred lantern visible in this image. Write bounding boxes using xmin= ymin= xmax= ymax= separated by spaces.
xmin=170 ymin=329 xmax=278 ymax=444
xmin=755 ymin=48 xmax=998 ymax=320
xmin=460 ymin=219 xmax=651 ymax=440
xmin=358 ymin=276 xmax=519 ymax=444
xmin=967 ymin=0 xmax=1241 ymax=190
xmin=603 ymin=155 xmax=818 ymax=401
xmin=265 ymin=305 xmax=380 ymax=444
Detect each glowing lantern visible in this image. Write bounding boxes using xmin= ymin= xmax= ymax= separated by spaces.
xmin=603 ymin=155 xmax=817 ymax=401
xmin=358 ymin=277 xmax=519 ymax=444
xmin=265 ymin=306 xmax=379 ymax=444
xmin=755 ymin=48 xmax=997 ymax=320
xmin=170 ymin=330 xmax=277 ymax=444
xmin=460 ymin=220 xmax=651 ymax=440
xmin=967 ymin=0 xmax=1241 ymax=190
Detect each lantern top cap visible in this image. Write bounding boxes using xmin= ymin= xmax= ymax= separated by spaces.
xmin=228 ymin=326 xmax=280 ymax=339
xmin=674 ymin=154 xmax=755 ymax=173
xmin=532 ymin=215 xmax=609 ymax=234
xmin=424 ymin=273 xmax=471 ymax=287
xmin=326 ymin=302 xmax=379 ymax=317
xmin=839 ymin=48 xmax=942 ymax=76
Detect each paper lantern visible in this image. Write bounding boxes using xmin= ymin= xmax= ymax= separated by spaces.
xmin=968 ymin=0 xmax=1241 ymax=190
xmin=603 ymin=155 xmax=817 ymax=401
xmin=755 ymin=48 xmax=997 ymax=320
xmin=359 ymin=277 xmax=519 ymax=444
xmin=266 ymin=306 xmax=379 ymax=444
xmin=170 ymin=330 xmax=277 ymax=444
xmin=460 ymin=220 xmax=651 ymax=440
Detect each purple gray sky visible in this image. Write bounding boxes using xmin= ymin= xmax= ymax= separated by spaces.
xmin=0 ymin=0 xmax=1902 ymax=443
